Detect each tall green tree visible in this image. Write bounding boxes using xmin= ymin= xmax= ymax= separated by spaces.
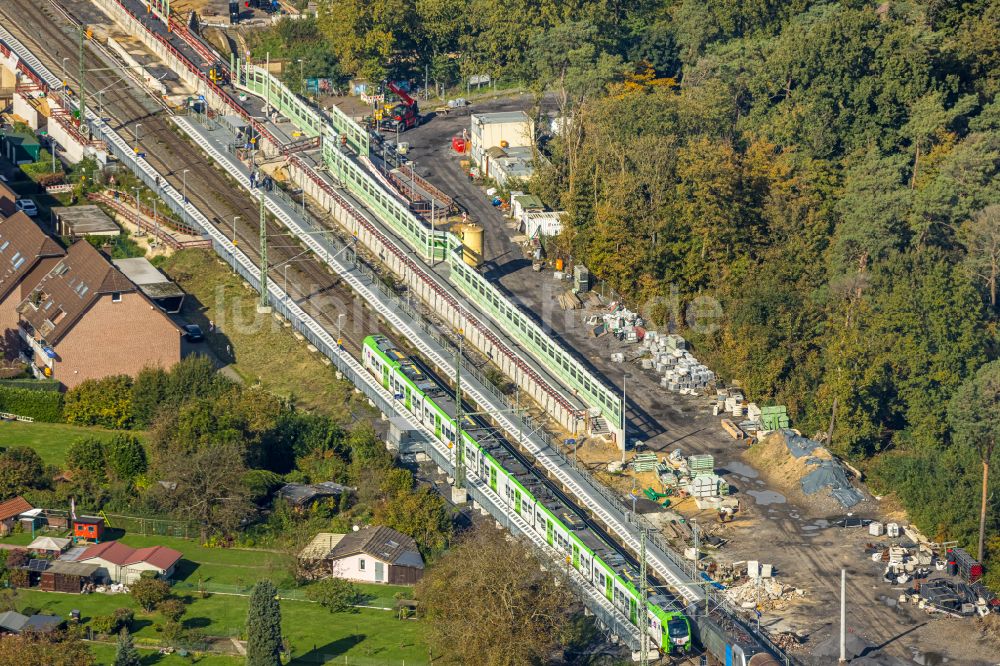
xmin=113 ymin=628 xmax=141 ymax=666
xmin=245 ymin=580 xmax=283 ymax=666
xmin=961 ymin=205 xmax=1000 ymax=309
xmin=949 ymin=361 xmax=1000 ymax=562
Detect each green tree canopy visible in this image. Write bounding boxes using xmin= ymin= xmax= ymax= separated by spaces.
xmin=245 ymin=579 xmax=283 ymax=666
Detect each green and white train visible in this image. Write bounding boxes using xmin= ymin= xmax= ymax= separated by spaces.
xmin=363 ymin=334 xmax=693 ymax=654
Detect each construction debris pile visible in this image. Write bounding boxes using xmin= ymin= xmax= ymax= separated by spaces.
xmin=623 ymin=450 xmax=741 ymax=517
xmin=588 ymin=304 xmax=716 ymax=394
xmin=722 ymin=561 xmax=806 ymax=612
xmin=862 ymin=525 xmax=998 ymax=618
xmin=714 ymin=391 xmax=791 ymax=442
xmin=867 ymin=537 xmax=933 ymax=586
xmin=752 ymin=430 xmax=864 ymax=508
xmin=916 ymin=579 xmax=997 ymax=617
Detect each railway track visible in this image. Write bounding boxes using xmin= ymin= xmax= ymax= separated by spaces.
xmin=0 ymin=6 xmax=784 ymax=659
xmin=0 ymin=0 xmax=380 ymax=356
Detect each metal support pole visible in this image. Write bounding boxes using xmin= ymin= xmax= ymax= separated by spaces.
xmin=258 ymin=193 xmax=269 ymax=311
xmin=78 ymin=27 xmax=86 ymax=132
xmin=639 ymin=527 xmax=648 ymax=666
xmin=454 ymin=331 xmax=465 ymax=489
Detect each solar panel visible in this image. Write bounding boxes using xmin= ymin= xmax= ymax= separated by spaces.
xmin=27 ymin=559 xmax=49 ymax=572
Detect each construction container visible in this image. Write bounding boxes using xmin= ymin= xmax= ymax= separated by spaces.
xmin=950 ymin=548 xmax=984 ymax=583
xmin=869 ymin=522 xmax=885 ymax=537
xmin=886 ymin=522 xmax=900 ymax=538
xmin=573 ymin=264 xmax=590 ymax=293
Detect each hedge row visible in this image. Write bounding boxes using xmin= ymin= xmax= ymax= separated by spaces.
xmin=0 ymin=378 xmax=62 ymax=392
xmin=0 ymin=385 xmax=64 ymax=422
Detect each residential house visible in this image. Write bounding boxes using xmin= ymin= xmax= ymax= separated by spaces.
xmin=0 ymin=496 xmax=32 ymax=532
xmin=0 ymin=181 xmax=18 ymax=217
xmin=76 ymin=540 xmax=183 ymax=584
xmin=299 ymin=526 xmax=424 ymax=585
xmin=16 ymin=240 xmax=182 ymax=387
xmin=0 ymin=212 xmax=66 ymax=355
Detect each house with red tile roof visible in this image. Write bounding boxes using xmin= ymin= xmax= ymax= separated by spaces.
xmin=0 ymin=496 xmax=32 ymax=531
xmin=76 ymin=540 xmax=182 ymax=584
xmin=15 ymin=240 xmax=182 ymax=387
xmin=0 ymin=212 xmax=65 ymax=357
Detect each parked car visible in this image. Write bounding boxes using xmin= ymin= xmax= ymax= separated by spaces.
xmin=182 ymin=324 xmax=204 ymax=342
xmin=15 ymin=199 xmax=38 ymax=217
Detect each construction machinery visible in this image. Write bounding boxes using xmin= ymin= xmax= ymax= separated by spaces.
xmin=376 ymin=82 xmax=420 ymax=132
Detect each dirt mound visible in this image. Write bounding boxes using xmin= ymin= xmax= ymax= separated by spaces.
xmin=746 ymin=431 xmax=821 ymax=488
xmin=745 ymin=430 xmax=865 ymax=514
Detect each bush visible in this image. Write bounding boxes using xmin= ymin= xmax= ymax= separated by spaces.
xmin=305 ymin=577 xmax=359 ymax=613
xmin=156 ymin=598 xmax=186 ymax=623
xmin=0 ymin=385 xmax=63 ymax=422
xmin=160 ymin=620 xmax=184 ymax=644
xmin=90 ymin=614 xmax=119 ymax=635
xmin=0 ymin=379 xmax=61 ymax=392
xmin=106 ymin=434 xmax=147 ymax=481
xmin=65 ymin=438 xmax=106 ymax=477
xmin=130 ymin=577 xmax=169 ymax=611
xmin=113 ymin=607 xmax=135 ymax=631
xmin=64 ymin=375 xmax=133 ymax=428
xmin=8 ymin=569 xmax=28 ymax=587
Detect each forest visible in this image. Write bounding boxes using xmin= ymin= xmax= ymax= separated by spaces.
xmin=308 ymin=0 xmax=1000 ymax=572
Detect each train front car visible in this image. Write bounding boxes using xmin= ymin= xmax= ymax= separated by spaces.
xmin=647 ymin=595 xmax=692 ymax=655
xmin=665 ymin=613 xmax=692 ymax=653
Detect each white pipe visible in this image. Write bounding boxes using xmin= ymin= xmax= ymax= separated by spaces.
xmin=840 ymin=568 xmax=847 ymax=663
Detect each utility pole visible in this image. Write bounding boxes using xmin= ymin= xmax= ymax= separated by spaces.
xmin=639 ymin=527 xmax=649 ymax=666
xmin=454 ymin=330 xmax=464 ymax=489
xmin=257 ymin=192 xmax=270 ymax=312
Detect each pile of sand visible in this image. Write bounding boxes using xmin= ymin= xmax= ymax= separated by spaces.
xmin=746 ymin=431 xmax=823 ymax=492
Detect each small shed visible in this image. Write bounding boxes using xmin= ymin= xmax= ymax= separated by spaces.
xmin=27 ymin=536 xmax=71 ymax=555
xmin=522 ymin=211 xmax=566 ymax=239
xmin=72 ymin=515 xmax=105 ymax=543
xmin=112 ymin=257 xmax=185 ymax=313
xmin=39 ymin=560 xmax=100 ymax=593
xmin=1 ymin=128 xmax=41 ymax=164
xmin=277 ymin=482 xmax=352 ymax=511
xmin=22 ymin=614 xmax=63 ymax=633
xmin=51 ymin=205 xmax=121 ymax=239
xmin=0 ymin=611 xmax=28 ymax=633
xmin=510 ymin=192 xmax=544 ymax=222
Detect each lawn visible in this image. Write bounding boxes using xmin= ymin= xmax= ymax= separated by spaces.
xmin=117 ymin=535 xmax=411 ymax=608
xmin=119 ymin=534 xmax=295 ymax=589
xmin=0 ymin=531 xmax=38 ymax=546
xmin=160 ymin=250 xmax=367 ymax=420
xmin=18 ymin=588 xmax=429 ymax=665
xmin=0 ymin=421 xmax=143 ymax=466
xmin=89 ymin=642 xmax=241 ymax=665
